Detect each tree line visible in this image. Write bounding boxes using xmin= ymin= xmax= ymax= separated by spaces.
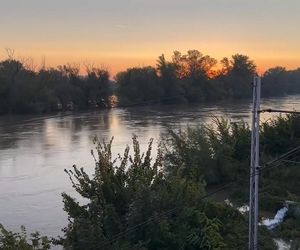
xmin=1 ymin=50 xmax=300 ymax=115
xmin=1 ymin=114 xmax=300 ymax=249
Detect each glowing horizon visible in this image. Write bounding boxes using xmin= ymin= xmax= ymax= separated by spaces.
xmin=1 ymin=50 xmax=299 ymax=77
xmin=1 ymin=0 xmax=300 ymax=76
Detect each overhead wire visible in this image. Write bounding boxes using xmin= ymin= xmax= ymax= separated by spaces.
xmin=98 ymin=182 xmax=232 ymax=248
xmin=281 ymin=159 xmax=300 ymax=165
xmin=98 ymin=143 xmax=300 ymax=247
xmin=2 ymin=87 xmax=299 ymax=245
xmin=258 ymin=145 xmax=300 ymax=175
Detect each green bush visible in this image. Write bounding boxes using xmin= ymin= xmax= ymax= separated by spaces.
xmin=0 ymin=225 xmax=51 ymax=250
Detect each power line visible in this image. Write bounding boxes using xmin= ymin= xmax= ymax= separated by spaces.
xmin=63 ymin=98 xmax=299 ymax=248
xmin=240 ymin=146 xmax=300 ymax=180
xmin=99 ymin=183 xmax=232 ymax=248
xmin=264 ymin=145 xmax=300 ymax=166
xmin=98 ymin=141 xmax=300 ymax=247
xmin=71 ymin=141 xmax=299 ymax=248
xmin=249 ymin=78 xmax=299 ymax=249
xmin=259 ymin=146 xmax=300 ymax=175
xmin=249 ymin=76 xmax=261 ymax=250
xmin=99 ymin=143 xmax=298 ymax=247
xmin=260 ymin=154 xmax=300 ymax=176
xmin=281 ymin=159 xmax=300 ymax=164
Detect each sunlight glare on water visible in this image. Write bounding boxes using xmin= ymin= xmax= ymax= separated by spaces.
xmin=0 ymin=95 xmax=300 ymax=237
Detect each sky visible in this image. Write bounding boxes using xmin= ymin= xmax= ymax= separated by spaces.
xmin=0 ymin=0 xmax=300 ymax=75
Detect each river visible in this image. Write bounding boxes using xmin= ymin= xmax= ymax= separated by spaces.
xmin=0 ymin=95 xmax=300 ymax=238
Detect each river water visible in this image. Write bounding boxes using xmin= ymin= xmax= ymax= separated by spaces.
xmin=0 ymin=95 xmax=300 ymax=237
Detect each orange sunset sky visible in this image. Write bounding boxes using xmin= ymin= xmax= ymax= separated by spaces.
xmin=1 ymin=0 xmax=300 ymax=76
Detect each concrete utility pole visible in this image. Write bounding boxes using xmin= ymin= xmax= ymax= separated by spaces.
xmin=249 ymin=76 xmax=261 ymax=250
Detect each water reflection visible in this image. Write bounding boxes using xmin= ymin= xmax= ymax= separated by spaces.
xmin=0 ymin=95 xmax=300 ymax=237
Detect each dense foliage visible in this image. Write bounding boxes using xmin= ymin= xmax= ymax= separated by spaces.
xmin=117 ymin=52 xmax=300 ymax=105
xmin=116 ymin=51 xmax=256 ymax=105
xmin=164 ymin=115 xmax=300 ymax=207
xmin=1 ymin=50 xmax=300 ymax=114
xmin=0 ymin=59 xmax=113 ymax=114
xmin=1 ymin=115 xmax=300 ymax=249
xmin=58 ymin=132 xmax=281 ymax=249
xmin=0 ymin=224 xmax=51 ymax=250
xmin=164 ymin=115 xmax=300 ymax=247
xmin=61 ymin=136 xmax=226 ymax=249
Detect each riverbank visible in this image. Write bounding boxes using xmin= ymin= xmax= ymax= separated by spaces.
xmin=1 ymin=95 xmax=300 ymax=239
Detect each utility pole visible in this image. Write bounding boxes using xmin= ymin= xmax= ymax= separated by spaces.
xmin=249 ymin=76 xmax=261 ymax=250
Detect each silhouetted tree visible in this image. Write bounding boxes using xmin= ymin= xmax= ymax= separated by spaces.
xmin=61 ymin=136 xmax=226 ymax=249
xmin=116 ymin=67 xmax=163 ymax=105
xmin=86 ymin=67 xmax=112 ymax=108
xmin=218 ymin=54 xmax=256 ymax=98
xmin=156 ymin=54 xmax=185 ymax=103
xmin=1 ymin=50 xmax=300 ymax=115
xmin=262 ymin=67 xmax=288 ymax=96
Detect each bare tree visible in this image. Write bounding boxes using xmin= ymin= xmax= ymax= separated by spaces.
xmin=20 ymin=57 xmax=37 ymax=72
xmin=5 ymin=48 xmax=15 ymax=61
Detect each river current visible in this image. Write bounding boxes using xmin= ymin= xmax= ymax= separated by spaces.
xmin=0 ymin=95 xmax=300 ymax=237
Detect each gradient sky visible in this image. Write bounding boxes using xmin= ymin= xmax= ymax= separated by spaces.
xmin=1 ymin=0 xmax=300 ymax=75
